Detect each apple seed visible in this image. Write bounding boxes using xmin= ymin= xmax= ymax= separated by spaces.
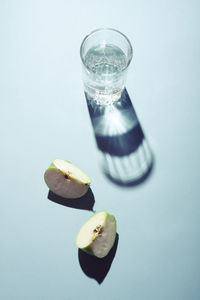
xmin=93 ymin=225 xmax=103 ymax=237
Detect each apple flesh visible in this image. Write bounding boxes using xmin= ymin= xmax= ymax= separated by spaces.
xmin=44 ymin=159 xmax=91 ymax=199
xmin=76 ymin=211 xmax=117 ymax=258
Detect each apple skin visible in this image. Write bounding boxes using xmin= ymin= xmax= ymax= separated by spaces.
xmin=76 ymin=211 xmax=117 ymax=258
xmin=44 ymin=159 xmax=91 ymax=199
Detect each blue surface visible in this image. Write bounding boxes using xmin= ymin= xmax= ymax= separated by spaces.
xmin=0 ymin=1 xmax=200 ymax=299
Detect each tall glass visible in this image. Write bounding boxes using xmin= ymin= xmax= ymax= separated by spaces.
xmin=80 ymin=28 xmax=133 ymax=105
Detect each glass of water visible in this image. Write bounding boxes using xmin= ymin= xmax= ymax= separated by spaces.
xmin=80 ymin=28 xmax=133 ymax=105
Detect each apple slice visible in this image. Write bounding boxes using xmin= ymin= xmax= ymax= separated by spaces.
xmin=76 ymin=211 xmax=117 ymax=258
xmin=44 ymin=159 xmax=91 ymax=199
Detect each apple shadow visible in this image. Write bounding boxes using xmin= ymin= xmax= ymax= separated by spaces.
xmin=47 ymin=187 xmax=95 ymax=211
xmin=78 ymin=233 xmax=119 ymax=284
xmin=85 ymin=89 xmax=155 ymax=187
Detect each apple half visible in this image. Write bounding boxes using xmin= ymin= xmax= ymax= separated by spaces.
xmin=44 ymin=159 xmax=91 ymax=199
xmin=76 ymin=211 xmax=117 ymax=258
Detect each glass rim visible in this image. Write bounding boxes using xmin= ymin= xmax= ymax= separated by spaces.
xmin=80 ymin=27 xmax=133 ymax=73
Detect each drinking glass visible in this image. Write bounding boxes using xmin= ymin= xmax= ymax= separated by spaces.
xmin=80 ymin=28 xmax=133 ymax=105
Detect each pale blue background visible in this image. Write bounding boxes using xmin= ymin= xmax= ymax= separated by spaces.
xmin=0 ymin=0 xmax=200 ymax=299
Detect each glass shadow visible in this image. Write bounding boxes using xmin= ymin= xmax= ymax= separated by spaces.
xmin=85 ymin=89 xmax=154 ymax=186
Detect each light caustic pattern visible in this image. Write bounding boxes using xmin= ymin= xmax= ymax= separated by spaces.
xmin=92 ymin=103 xmax=138 ymax=137
xmin=86 ymin=93 xmax=153 ymax=185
